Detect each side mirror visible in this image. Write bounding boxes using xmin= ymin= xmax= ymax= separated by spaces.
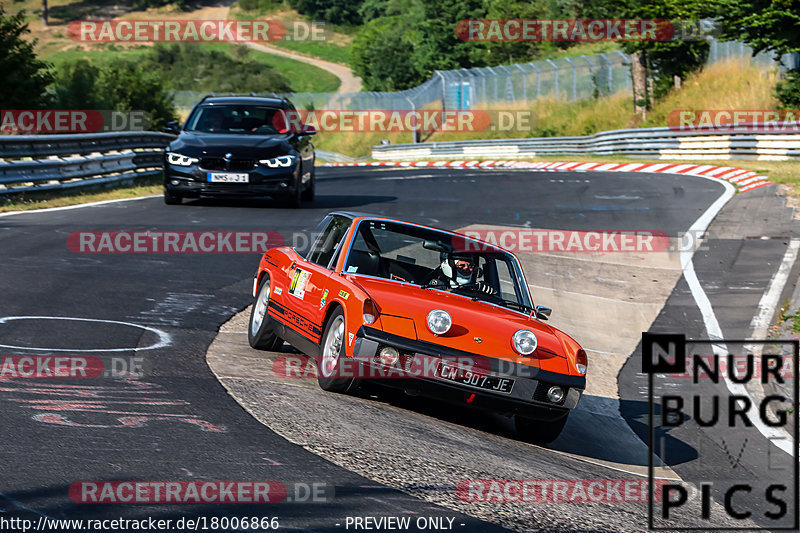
xmin=535 ymin=305 xmax=552 ymax=320
xmin=164 ymin=121 xmax=180 ymax=135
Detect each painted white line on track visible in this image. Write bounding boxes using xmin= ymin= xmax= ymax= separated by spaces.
xmin=678 ymin=177 xmax=795 ymax=456
xmin=0 ymin=195 xmax=161 ymax=218
xmin=750 ymin=239 xmax=800 ymax=336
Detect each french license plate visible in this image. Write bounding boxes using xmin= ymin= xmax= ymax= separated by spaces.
xmin=437 ymin=362 xmax=514 ymax=394
xmin=208 ymin=172 xmax=249 ymax=183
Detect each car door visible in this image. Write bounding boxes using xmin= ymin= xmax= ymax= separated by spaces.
xmin=282 ymin=215 xmax=351 ymax=343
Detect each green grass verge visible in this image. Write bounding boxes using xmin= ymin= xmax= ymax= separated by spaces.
xmin=0 ymin=175 xmax=164 ymax=214
xmin=40 ymin=42 xmax=340 ymax=93
xmin=268 ymin=38 xmax=351 ymax=66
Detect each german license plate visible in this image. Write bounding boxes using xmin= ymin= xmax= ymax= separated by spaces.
xmin=437 ymin=362 xmax=514 ymax=394
xmin=208 ymin=172 xmax=249 ymax=183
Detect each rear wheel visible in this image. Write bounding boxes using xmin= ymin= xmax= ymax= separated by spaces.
xmin=317 ymin=309 xmax=356 ymax=392
xmin=248 ymin=276 xmax=284 ymax=351
xmin=514 ymin=413 xmax=568 ymax=444
xmin=163 ymin=188 xmax=182 ymax=205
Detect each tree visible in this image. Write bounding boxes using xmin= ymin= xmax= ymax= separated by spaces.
xmin=0 ymin=6 xmax=53 ymax=109
xmin=712 ymin=0 xmax=800 ymax=107
xmin=579 ymin=0 xmax=713 ymax=110
xmin=51 ymin=60 xmax=106 ymax=109
xmin=95 ymin=62 xmax=177 ymax=131
xmin=288 ymin=0 xmax=363 ymax=25
xmin=51 ymin=59 xmax=177 ymax=131
xmin=351 ymin=16 xmax=422 ymax=90
xmin=713 ymin=0 xmax=800 ymax=58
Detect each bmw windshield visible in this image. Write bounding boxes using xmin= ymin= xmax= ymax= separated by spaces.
xmin=184 ymin=105 xmax=288 ymax=135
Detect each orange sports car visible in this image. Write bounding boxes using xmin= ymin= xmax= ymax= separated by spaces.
xmin=248 ymin=212 xmax=587 ymax=443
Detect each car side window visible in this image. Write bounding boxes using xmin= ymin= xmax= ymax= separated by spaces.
xmin=306 ymin=216 xmax=351 ymax=269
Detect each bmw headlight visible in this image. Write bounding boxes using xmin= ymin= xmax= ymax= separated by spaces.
xmin=166 ymin=152 xmax=199 ymax=166
xmin=259 ymin=155 xmax=295 ymax=168
xmin=512 ymin=329 xmax=538 ymax=355
xmin=426 ymin=309 xmax=452 ymax=335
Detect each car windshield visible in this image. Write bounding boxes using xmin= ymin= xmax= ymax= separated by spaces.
xmin=344 ymin=220 xmax=533 ymax=311
xmin=184 ymin=105 xmax=289 ymax=135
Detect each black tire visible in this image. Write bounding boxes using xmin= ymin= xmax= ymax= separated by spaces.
xmin=163 ymin=189 xmax=182 ymax=205
xmin=514 ymin=413 xmax=569 ymax=444
xmin=287 ymin=174 xmax=302 ymax=208
xmin=248 ymin=276 xmax=284 ymax=351
xmin=317 ymin=308 xmax=356 ymax=392
xmin=301 ymin=170 xmax=315 ymax=202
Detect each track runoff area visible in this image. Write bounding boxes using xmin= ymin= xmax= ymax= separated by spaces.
xmin=0 ymin=164 xmax=796 ymax=532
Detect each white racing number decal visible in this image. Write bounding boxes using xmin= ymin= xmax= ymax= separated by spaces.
xmin=289 ymin=269 xmax=310 ymax=299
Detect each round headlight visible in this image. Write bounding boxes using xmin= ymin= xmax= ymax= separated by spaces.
xmin=426 ymin=309 xmax=452 ymax=335
xmin=512 ymin=329 xmax=538 ymax=355
xmin=378 ymin=346 xmax=400 ymax=366
xmin=547 ymin=386 xmax=565 ymax=403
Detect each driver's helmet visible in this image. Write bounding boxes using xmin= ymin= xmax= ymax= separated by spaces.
xmin=441 ymin=254 xmax=476 ymax=286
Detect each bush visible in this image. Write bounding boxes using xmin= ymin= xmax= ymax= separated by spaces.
xmin=776 ymin=70 xmax=800 ymax=109
xmin=142 ymin=43 xmax=291 ymax=93
xmin=238 ymin=0 xmax=279 ymax=10
xmin=0 ymin=6 xmax=53 ymax=109
xmin=351 ymin=16 xmax=421 ymax=90
xmin=51 ymin=59 xmax=177 ymax=131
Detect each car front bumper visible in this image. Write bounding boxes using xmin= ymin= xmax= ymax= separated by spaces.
xmin=164 ymin=163 xmax=299 ymax=198
xmin=351 ymin=326 xmax=585 ymax=421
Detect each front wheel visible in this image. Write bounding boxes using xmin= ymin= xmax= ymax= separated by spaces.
xmin=248 ymin=276 xmax=284 ymax=351
xmin=286 ymin=173 xmax=302 ymax=208
xmin=301 ymin=171 xmax=315 ymax=202
xmin=514 ymin=413 xmax=568 ymax=444
xmin=163 ymin=188 xmax=182 ymax=205
xmin=317 ymin=309 xmax=357 ymax=392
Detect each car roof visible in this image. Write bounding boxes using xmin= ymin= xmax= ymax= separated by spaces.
xmin=198 ymin=96 xmax=290 ymax=108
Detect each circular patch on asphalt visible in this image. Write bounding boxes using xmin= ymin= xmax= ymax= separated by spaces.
xmin=0 ymin=316 xmax=171 ymax=352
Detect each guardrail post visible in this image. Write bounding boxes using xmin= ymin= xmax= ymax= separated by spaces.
xmin=527 ymin=63 xmax=541 ymax=99
xmin=436 ymin=71 xmax=447 ymax=111
xmin=487 ymin=67 xmax=499 ymax=102
xmin=498 ymin=65 xmax=514 ymax=103
xmin=615 ymin=51 xmax=632 ymax=91
xmin=406 ymin=97 xmax=419 ymax=143
xmin=580 ymin=55 xmax=595 ymax=97
xmin=545 ymin=59 xmax=559 ymax=99
xmin=564 ymin=57 xmax=578 ymax=100
xmin=515 ymin=64 xmax=527 ymax=103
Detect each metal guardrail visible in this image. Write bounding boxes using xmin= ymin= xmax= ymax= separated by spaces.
xmin=372 ymin=125 xmax=800 ymax=161
xmin=0 ymin=132 xmax=174 ymax=195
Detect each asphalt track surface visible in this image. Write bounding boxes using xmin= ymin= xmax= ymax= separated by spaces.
xmin=0 ymin=166 xmax=795 ymax=532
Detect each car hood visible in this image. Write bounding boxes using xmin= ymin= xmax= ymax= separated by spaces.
xmin=169 ymin=132 xmax=294 ymax=157
xmin=350 ymin=276 xmax=569 ymax=370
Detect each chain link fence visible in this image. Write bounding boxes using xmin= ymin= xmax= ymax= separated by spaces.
xmin=172 ymin=40 xmax=791 ymax=114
